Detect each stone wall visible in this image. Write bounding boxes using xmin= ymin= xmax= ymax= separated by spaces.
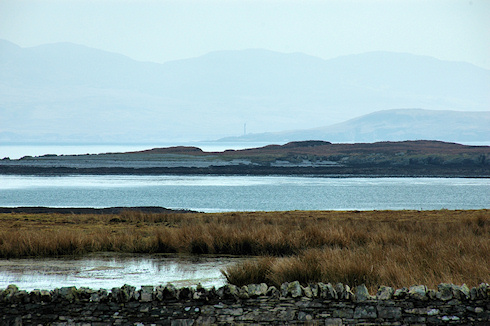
xmin=1 ymin=282 xmax=488 ymax=325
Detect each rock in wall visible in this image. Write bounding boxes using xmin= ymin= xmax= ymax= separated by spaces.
xmin=1 ymin=282 xmax=489 ymax=325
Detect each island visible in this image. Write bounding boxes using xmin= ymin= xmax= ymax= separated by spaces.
xmin=1 ymin=140 xmax=489 ymax=177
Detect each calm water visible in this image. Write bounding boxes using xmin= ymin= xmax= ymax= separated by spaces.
xmin=0 ymin=253 xmax=246 ymax=291
xmin=1 ymin=175 xmax=489 ymax=212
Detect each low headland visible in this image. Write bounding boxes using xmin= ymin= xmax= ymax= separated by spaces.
xmin=1 ymin=140 xmax=489 ymax=177
xmin=1 ymin=209 xmax=488 ymax=293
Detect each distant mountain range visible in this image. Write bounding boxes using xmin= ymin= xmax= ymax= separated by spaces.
xmin=1 ymin=39 xmax=489 ymax=143
xmin=219 ymin=109 xmax=490 ymax=144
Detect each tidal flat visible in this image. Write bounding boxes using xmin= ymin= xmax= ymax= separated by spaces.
xmin=0 ymin=209 xmax=488 ymax=292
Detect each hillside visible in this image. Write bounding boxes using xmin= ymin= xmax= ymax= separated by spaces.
xmin=1 ymin=140 xmax=489 ymax=177
xmin=219 ymin=109 xmax=490 ymax=143
xmin=1 ymin=39 xmax=489 ymax=143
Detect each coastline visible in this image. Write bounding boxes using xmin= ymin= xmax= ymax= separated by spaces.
xmin=2 ymin=140 xmax=489 ymax=177
xmin=1 ymin=165 xmax=489 ymax=178
xmin=0 ymin=206 xmax=195 ymax=215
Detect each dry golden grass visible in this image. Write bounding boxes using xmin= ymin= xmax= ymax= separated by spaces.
xmin=221 ymin=210 xmax=490 ymax=291
xmin=0 ymin=209 xmax=488 ymax=291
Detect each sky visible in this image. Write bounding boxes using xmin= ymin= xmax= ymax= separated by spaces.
xmin=1 ymin=0 xmax=489 ymax=69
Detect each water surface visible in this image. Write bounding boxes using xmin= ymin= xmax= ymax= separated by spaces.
xmin=0 ymin=253 xmax=245 ymax=291
xmin=1 ymin=175 xmax=488 ymax=212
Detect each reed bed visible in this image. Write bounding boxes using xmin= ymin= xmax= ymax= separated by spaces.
xmin=0 ymin=210 xmax=488 ymax=291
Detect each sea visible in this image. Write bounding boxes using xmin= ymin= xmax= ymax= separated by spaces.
xmin=1 ymin=143 xmax=489 ymax=212
xmin=1 ymin=174 xmax=489 ymax=212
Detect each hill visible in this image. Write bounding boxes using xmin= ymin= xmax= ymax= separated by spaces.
xmin=219 ymin=109 xmax=490 ymax=143
xmin=1 ymin=140 xmax=489 ymax=177
xmin=1 ymin=39 xmax=489 ymax=143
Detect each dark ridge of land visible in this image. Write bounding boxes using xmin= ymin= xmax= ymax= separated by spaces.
xmin=138 ymin=140 xmax=490 ymax=156
xmin=0 ymin=164 xmax=489 ymax=177
xmin=1 ymin=140 xmax=489 ymax=177
xmin=0 ymin=206 xmax=195 ymax=215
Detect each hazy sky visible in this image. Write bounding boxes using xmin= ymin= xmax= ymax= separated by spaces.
xmin=1 ymin=0 xmax=489 ymax=69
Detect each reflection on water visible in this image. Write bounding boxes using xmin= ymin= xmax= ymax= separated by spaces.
xmin=0 ymin=253 xmax=246 ymax=290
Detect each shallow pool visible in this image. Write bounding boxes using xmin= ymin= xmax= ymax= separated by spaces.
xmin=0 ymin=253 xmax=246 ymax=290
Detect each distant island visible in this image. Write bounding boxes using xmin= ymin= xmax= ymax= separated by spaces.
xmin=218 ymin=109 xmax=490 ymax=144
xmin=1 ymin=140 xmax=489 ymax=177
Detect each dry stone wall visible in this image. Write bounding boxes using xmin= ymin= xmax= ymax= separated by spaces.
xmin=1 ymin=282 xmax=488 ymax=325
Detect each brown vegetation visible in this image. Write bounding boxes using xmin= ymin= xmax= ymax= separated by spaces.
xmin=0 ymin=210 xmax=488 ymax=291
xmin=141 ymin=140 xmax=490 ymax=157
xmin=132 ymin=140 xmax=490 ymax=169
xmin=4 ymin=141 xmax=488 ymax=176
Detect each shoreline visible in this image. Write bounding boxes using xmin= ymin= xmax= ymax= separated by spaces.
xmin=1 ymin=207 xmax=488 ymax=215
xmin=2 ymin=140 xmax=489 ymax=177
xmin=1 ymin=165 xmax=489 ymax=178
xmin=0 ymin=206 xmax=195 ymax=215
xmin=0 ymin=206 xmax=490 ymax=215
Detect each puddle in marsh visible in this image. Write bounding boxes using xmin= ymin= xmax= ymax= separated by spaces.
xmin=0 ymin=253 xmax=247 ymax=291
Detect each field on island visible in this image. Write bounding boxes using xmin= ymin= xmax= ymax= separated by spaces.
xmin=0 ymin=209 xmax=488 ymax=292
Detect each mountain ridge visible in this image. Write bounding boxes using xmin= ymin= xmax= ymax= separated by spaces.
xmin=1 ymin=40 xmax=489 ymax=143
xmin=219 ymin=109 xmax=490 ymax=144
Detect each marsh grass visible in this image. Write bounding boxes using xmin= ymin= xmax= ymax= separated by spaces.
xmin=0 ymin=210 xmax=488 ymax=290
xmin=220 ymin=211 xmax=489 ymax=291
